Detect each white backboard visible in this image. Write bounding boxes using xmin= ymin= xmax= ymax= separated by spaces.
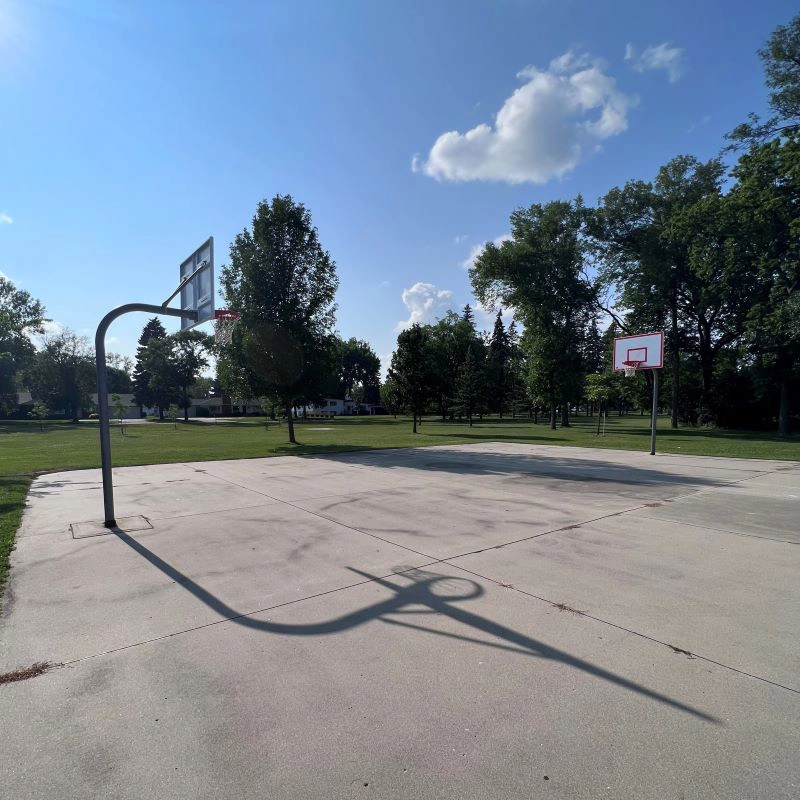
xmin=613 ymin=331 xmax=664 ymax=371
xmin=179 ymin=237 xmax=214 ymax=330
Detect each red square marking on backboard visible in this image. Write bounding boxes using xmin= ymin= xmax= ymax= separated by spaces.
xmin=627 ymin=347 xmax=647 ymax=363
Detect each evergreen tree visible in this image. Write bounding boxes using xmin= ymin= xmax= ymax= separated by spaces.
xmin=506 ymin=320 xmax=523 ymax=418
xmin=486 ymin=310 xmax=510 ymax=416
xmin=133 ymin=318 xmax=167 ymax=415
xmin=454 ymin=346 xmax=484 ymax=427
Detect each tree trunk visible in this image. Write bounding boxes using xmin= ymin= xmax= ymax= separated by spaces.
xmin=670 ymin=297 xmax=679 ymax=429
xmin=596 ymin=401 xmax=603 ymax=435
xmin=412 ymin=413 xmax=417 ymax=434
xmin=549 ymin=400 xmax=557 ymax=430
xmin=468 ymin=413 xmax=473 ymax=428
xmin=159 ymin=406 xmax=164 ymax=421
xmin=285 ymin=404 xmax=296 ymax=444
xmin=778 ymin=372 xmax=791 ymax=437
xmin=183 ymin=388 xmax=189 ymax=422
xmin=560 ymin=400 xmax=570 ymax=428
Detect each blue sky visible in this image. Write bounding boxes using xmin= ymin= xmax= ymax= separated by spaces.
xmin=1 ymin=0 xmax=794 ymax=373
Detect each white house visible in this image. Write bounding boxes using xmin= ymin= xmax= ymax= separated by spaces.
xmin=298 ymin=398 xmax=355 ymax=416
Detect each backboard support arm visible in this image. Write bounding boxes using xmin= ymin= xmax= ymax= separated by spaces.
xmin=95 ymin=303 xmax=198 ymax=527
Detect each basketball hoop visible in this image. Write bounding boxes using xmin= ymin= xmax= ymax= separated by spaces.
xmin=622 ymin=360 xmax=642 ymax=378
xmin=213 ymin=310 xmax=240 ymax=347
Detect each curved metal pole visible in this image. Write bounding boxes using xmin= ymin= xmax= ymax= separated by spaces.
xmin=95 ymin=303 xmax=197 ymax=526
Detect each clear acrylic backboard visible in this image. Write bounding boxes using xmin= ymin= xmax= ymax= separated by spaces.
xmin=179 ymin=237 xmax=214 ymax=330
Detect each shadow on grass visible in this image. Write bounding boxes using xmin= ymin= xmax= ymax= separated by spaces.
xmin=0 ymin=422 xmax=84 ymax=436
xmin=111 ymin=526 xmax=718 ymax=724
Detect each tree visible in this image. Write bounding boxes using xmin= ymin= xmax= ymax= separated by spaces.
xmin=190 ymin=376 xmax=215 ymax=400
xmin=133 ymin=318 xmax=167 ymax=414
xmin=336 ymin=337 xmax=381 ymax=405
xmin=472 ymin=199 xmax=593 ymax=429
xmin=729 ymin=13 xmax=800 ymax=143
xmin=389 ymin=324 xmax=435 ymax=433
xmin=0 ymin=277 xmax=47 ymax=414
xmin=589 ymin=156 xmax=729 ymax=425
xmin=111 ymin=393 xmax=128 ymax=435
xmin=167 ymin=403 xmax=180 ymax=429
xmin=427 ymin=308 xmax=485 ymax=420
xmin=220 ymin=195 xmax=339 ymax=444
xmin=139 ymin=337 xmax=179 ymax=419
xmin=584 ymin=373 xmax=614 ymax=434
xmin=380 ymin=376 xmax=401 ymax=417
xmin=28 ymin=401 xmax=49 ymax=431
xmin=486 ymin=310 xmax=510 ymax=416
xmin=728 ymin=137 xmax=800 ymax=434
xmin=24 ymin=330 xmax=94 ymax=422
xmin=506 ymin=320 xmax=524 ymax=418
xmin=454 ymin=346 xmax=484 ymax=426
xmin=172 ymin=330 xmax=212 ymax=421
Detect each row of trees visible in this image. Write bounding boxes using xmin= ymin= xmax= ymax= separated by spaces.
xmin=385 ymin=306 xmax=521 ymax=431
xmin=386 ymin=14 xmax=800 ymax=436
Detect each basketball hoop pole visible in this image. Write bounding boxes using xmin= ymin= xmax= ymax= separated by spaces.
xmin=650 ymin=369 xmax=659 ymax=456
xmin=95 ymin=303 xmax=198 ymax=527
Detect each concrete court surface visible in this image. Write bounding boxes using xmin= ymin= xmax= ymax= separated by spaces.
xmin=1 ymin=443 xmax=798 ymax=799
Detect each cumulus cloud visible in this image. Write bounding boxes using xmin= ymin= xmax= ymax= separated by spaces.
xmin=395 ymin=282 xmax=454 ymax=332
xmin=0 ymin=211 xmax=12 ymax=225
xmin=461 ymin=234 xmax=513 ymax=270
xmin=414 ymin=52 xmax=636 ymax=185
xmin=627 ymin=42 xmax=685 ymax=83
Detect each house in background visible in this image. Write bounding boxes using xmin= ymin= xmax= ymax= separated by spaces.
xmin=297 ymin=398 xmax=355 ymax=416
xmin=89 ymin=393 xmax=140 ymax=419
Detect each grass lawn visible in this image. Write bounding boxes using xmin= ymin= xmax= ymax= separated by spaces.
xmin=1 ymin=413 xmax=798 ymax=597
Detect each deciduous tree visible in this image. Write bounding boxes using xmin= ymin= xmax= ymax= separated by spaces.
xmin=220 ymin=195 xmax=339 ymax=444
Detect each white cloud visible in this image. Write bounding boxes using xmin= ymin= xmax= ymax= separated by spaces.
xmin=629 ymin=42 xmax=685 ymax=83
xmin=461 ymin=234 xmax=512 ymax=270
xmin=415 ymin=52 xmax=636 ymax=185
xmin=395 ymin=282 xmax=454 ymax=332
xmin=41 ymin=320 xmax=64 ymax=337
xmin=453 ymin=234 xmax=468 ymax=246
xmin=379 ymin=352 xmax=393 ymax=380
xmin=380 ymin=279 xmax=390 ymax=287
xmin=0 ymin=211 xmax=12 ymax=225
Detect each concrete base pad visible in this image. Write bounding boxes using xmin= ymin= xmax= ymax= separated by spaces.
xmin=2 ymin=443 xmax=799 ymax=799
xmin=70 ymin=515 xmax=153 ymax=539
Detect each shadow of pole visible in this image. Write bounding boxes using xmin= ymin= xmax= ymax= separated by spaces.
xmin=113 ymin=528 xmax=718 ymax=724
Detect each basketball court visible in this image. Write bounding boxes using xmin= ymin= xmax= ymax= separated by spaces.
xmin=2 ymin=443 xmax=798 ymax=799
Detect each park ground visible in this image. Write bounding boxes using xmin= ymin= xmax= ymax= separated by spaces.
xmin=1 ymin=414 xmax=799 ymax=595
xmin=0 ymin=438 xmax=798 ymax=798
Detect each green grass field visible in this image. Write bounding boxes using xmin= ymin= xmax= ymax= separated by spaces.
xmin=1 ymin=414 xmax=798 ymax=596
